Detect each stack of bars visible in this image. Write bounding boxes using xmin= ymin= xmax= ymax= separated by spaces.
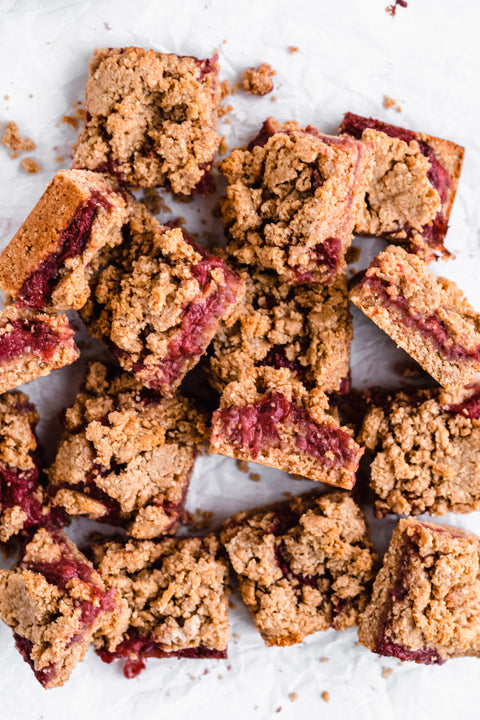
xmin=1 ymin=44 xmax=480 ymax=690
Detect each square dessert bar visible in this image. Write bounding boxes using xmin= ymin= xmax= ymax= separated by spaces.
xmin=350 ymin=245 xmax=480 ymax=390
xmin=0 ymin=528 xmax=127 ymax=688
xmin=48 ymin=361 xmax=206 ymax=539
xmin=81 ymin=200 xmax=243 ymax=395
xmin=208 ymin=264 xmax=352 ymax=395
xmin=0 ymin=306 xmax=79 ymax=394
xmin=0 ymin=170 xmax=128 ymax=311
xmin=220 ymin=491 xmax=378 ymax=646
xmin=0 ymin=392 xmax=64 ymax=542
xmin=209 ymin=367 xmax=363 ymax=489
xmin=358 ymin=518 xmax=480 ymax=664
xmin=359 ymin=384 xmax=480 ymax=518
xmin=73 ymin=47 xmax=221 ymax=195
xmin=219 ymin=117 xmax=374 ymax=283
xmin=340 ymin=113 xmax=464 ymax=262
xmin=91 ymin=535 xmax=230 ymax=677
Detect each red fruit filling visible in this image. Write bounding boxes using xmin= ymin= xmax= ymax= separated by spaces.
xmin=444 ymin=387 xmax=480 ymax=419
xmin=214 ymin=390 xmax=360 ymax=468
xmin=17 ymin=191 xmax=112 ymax=309
xmin=256 ymin=345 xmax=306 ymax=383
xmin=358 ymin=273 xmax=480 ymax=362
xmin=0 ymin=466 xmax=44 ymax=527
xmin=0 ymin=318 xmax=72 ymax=364
xmin=96 ymin=628 xmax=226 ymax=678
xmin=375 ymin=638 xmax=443 ymax=664
xmin=14 ymin=635 xmax=58 ymax=687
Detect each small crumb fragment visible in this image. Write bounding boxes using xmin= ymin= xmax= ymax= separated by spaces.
xmin=61 ymin=115 xmax=77 ymax=129
xmin=4 ymin=95 xmax=9 ymax=100
xmin=386 ymin=0 xmax=408 ymax=16
xmin=233 ymin=633 xmax=239 ymax=639
xmin=228 ymin=600 xmax=236 ymax=610
xmin=383 ymin=95 xmax=396 ymax=109
xmin=288 ymin=46 xmax=299 ymax=54
xmin=271 ymin=95 xmax=278 ymax=102
xmin=242 ymin=64 xmax=275 ymax=96
xmin=219 ymin=104 xmax=233 ymax=118
xmin=75 ymin=108 xmax=86 ymax=121
xmin=275 ymin=708 xmax=282 ymax=714
xmin=20 ymin=158 xmax=40 ymax=174
xmin=382 ymin=668 xmax=393 ymax=679
xmin=203 ymin=668 xmax=209 ymax=675
xmin=55 ymin=155 xmax=63 ymax=163
xmin=396 ymin=105 xmax=402 ymax=113
xmin=221 ymin=80 xmax=231 ymax=99
xmin=218 ymin=674 xmax=223 ymax=679
xmin=320 ymin=657 xmax=329 ymax=663
xmin=219 ymin=136 xmax=229 ymax=155
xmin=249 ymin=472 xmax=260 ymax=482
xmin=236 ymin=459 xmax=249 ymax=473
xmin=231 ymin=82 xmax=241 ymax=95
xmin=289 ymin=693 xmax=298 ymax=702
xmin=141 ymin=187 xmax=171 ymax=215
xmin=223 ymin=117 xmax=232 ymax=125
xmin=346 ymin=245 xmax=361 ymax=264
xmin=1 ymin=122 xmax=36 ymax=158
xmin=28 ymin=93 xmax=33 ymax=99
xmin=321 ymin=692 xmax=330 ymax=703
xmin=282 ymin=492 xmax=292 ymax=498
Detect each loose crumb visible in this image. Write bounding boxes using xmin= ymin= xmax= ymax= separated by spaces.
xmin=218 ymin=674 xmax=223 ymax=679
xmin=383 ymin=95 xmax=396 ymax=109
xmin=61 ymin=115 xmax=77 ymax=129
xmin=219 ymin=104 xmax=233 ymax=118
xmin=219 ymin=136 xmax=229 ymax=155
xmin=396 ymin=105 xmax=402 ymax=113
xmin=4 ymin=95 xmax=9 ymax=100
xmin=55 ymin=155 xmax=63 ymax=163
xmin=233 ymin=633 xmax=239 ymax=639
xmin=320 ymin=657 xmax=329 ymax=663
xmin=271 ymin=95 xmax=278 ymax=102
xmin=236 ymin=459 xmax=249 ymax=473
xmin=141 ymin=187 xmax=171 ymax=215
xmin=28 ymin=93 xmax=33 ymax=99
xmin=20 ymin=158 xmax=40 ymax=174
xmin=288 ymin=46 xmax=299 ymax=54
xmin=382 ymin=668 xmax=393 ymax=678
xmin=345 ymin=245 xmax=361 ymax=264
xmin=386 ymin=0 xmax=408 ymax=15
xmin=221 ymin=80 xmax=231 ymax=100
xmin=242 ymin=64 xmax=275 ymax=96
xmin=231 ymin=83 xmax=240 ymax=95
xmin=228 ymin=600 xmax=236 ymax=610
xmin=321 ymin=692 xmax=330 ymax=703
xmin=1 ymin=121 xmax=36 ymax=158
xmin=249 ymin=472 xmax=260 ymax=482
xmin=275 ymin=708 xmax=282 ymax=714
xmin=75 ymin=108 xmax=86 ymax=121
xmin=289 ymin=693 xmax=298 ymax=702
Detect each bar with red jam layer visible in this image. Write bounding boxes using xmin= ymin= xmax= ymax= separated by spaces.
xmin=350 ymin=244 xmax=480 ymax=391
xmin=220 ymin=491 xmax=378 ymax=646
xmin=218 ymin=117 xmax=374 ymax=284
xmin=91 ymin=535 xmax=230 ymax=677
xmin=209 ymin=367 xmax=363 ymax=489
xmin=0 ymin=306 xmax=79 ymax=394
xmin=81 ymin=201 xmax=243 ymax=395
xmin=358 ymin=518 xmax=480 ymax=664
xmin=340 ymin=112 xmax=464 ymax=262
xmin=48 ymin=361 xmax=207 ymax=539
xmin=0 ymin=169 xmax=128 ymax=312
xmin=73 ymin=47 xmax=221 ymax=195
xmin=0 ymin=528 xmax=127 ymax=688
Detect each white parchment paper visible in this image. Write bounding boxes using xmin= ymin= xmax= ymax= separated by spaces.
xmin=1 ymin=1 xmax=480 ymax=718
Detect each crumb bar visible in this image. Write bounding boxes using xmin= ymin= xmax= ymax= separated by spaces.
xmin=358 ymin=384 xmax=480 ymax=517
xmin=219 ymin=117 xmax=374 ymax=283
xmin=0 ymin=392 xmax=64 ymax=542
xmin=0 ymin=305 xmax=79 ymax=393
xmin=358 ymin=518 xmax=480 ymax=664
xmin=81 ymin=201 xmax=243 ymax=394
xmin=340 ymin=113 xmax=464 ymax=262
xmin=73 ymin=47 xmax=221 ymax=195
xmin=48 ymin=361 xmax=206 ymax=539
xmin=91 ymin=535 xmax=230 ymax=677
xmin=208 ymin=264 xmax=352 ymax=394
xmin=0 ymin=170 xmax=128 ymax=311
xmin=350 ymin=245 xmax=480 ymax=390
xmin=0 ymin=528 xmax=127 ymax=688
xmin=210 ymin=367 xmax=363 ymax=488
xmin=220 ymin=491 xmax=378 ymax=646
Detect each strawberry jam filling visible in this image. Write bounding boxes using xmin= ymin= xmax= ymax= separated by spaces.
xmin=358 ymin=273 xmax=480 ymax=362
xmin=215 ymin=390 xmax=359 ymax=466
xmin=444 ymin=386 xmax=480 ymax=419
xmin=17 ymin=191 xmax=112 ymax=309
xmin=0 ymin=466 xmax=44 ymax=528
xmin=97 ymin=628 xmax=226 ymax=678
xmin=14 ymin=635 xmax=58 ymax=687
xmin=0 ymin=318 xmax=71 ymax=363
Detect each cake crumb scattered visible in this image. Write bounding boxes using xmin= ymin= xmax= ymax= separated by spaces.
xmin=219 ymin=136 xmax=229 ymax=155
xmin=20 ymin=157 xmax=40 ymax=174
xmin=236 ymin=459 xmax=249 ymax=473
xmin=1 ymin=121 xmax=36 ymax=158
xmin=275 ymin=708 xmax=282 ymax=714
xmin=233 ymin=633 xmax=239 ymax=639
xmin=382 ymin=668 xmax=393 ymax=678
xmin=228 ymin=600 xmax=236 ymax=610
xmin=231 ymin=82 xmax=240 ymax=95
xmin=55 ymin=155 xmax=63 ymax=163
xmin=320 ymin=657 xmax=329 ymax=663
xmin=75 ymin=108 xmax=86 ymax=121
xmin=221 ymin=80 xmax=231 ymax=99
xmin=141 ymin=187 xmax=171 ymax=215
xmin=383 ymin=95 xmax=396 ymax=109
xmin=321 ymin=692 xmax=330 ymax=703
xmin=28 ymin=93 xmax=33 ymax=98
xmin=386 ymin=0 xmax=408 ymax=16
xmin=289 ymin=693 xmax=298 ymax=702
xmin=288 ymin=46 xmax=299 ymax=54
xmin=242 ymin=64 xmax=275 ymax=96
xmin=4 ymin=95 xmax=9 ymax=100
xmin=61 ymin=115 xmax=77 ymax=129
xmin=218 ymin=674 xmax=223 ymax=679
xmin=219 ymin=104 xmax=233 ymax=118
xmin=271 ymin=95 xmax=278 ymax=102
xmin=249 ymin=472 xmax=260 ymax=482
xmin=346 ymin=245 xmax=361 ymax=264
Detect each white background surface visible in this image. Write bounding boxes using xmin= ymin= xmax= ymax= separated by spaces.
xmin=0 ymin=0 xmax=480 ymax=718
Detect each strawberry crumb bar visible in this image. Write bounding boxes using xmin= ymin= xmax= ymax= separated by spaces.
xmin=340 ymin=113 xmax=464 ymax=262
xmin=73 ymin=47 xmax=221 ymax=195
xmin=208 ymin=265 xmax=352 ymax=394
xmin=220 ymin=491 xmax=378 ymax=646
xmin=0 ymin=305 xmax=79 ymax=393
xmin=358 ymin=518 xmax=480 ymax=664
xmin=48 ymin=361 xmax=206 ymax=539
xmin=0 ymin=528 xmax=127 ymax=688
xmin=350 ymin=245 xmax=480 ymax=390
xmin=219 ymin=117 xmax=374 ymax=283
xmin=210 ymin=367 xmax=363 ymax=489
xmin=91 ymin=535 xmax=230 ymax=677
xmin=81 ymin=201 xmax=243 ymax=395
xmin=0 ymin=393 xmax=64 ymax=542
xmin=359 ymin=384 xmax=480 ymax=518
xmin=0 ymin=170 xmax=128 ymax=311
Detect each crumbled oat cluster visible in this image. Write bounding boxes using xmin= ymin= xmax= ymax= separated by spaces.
xmin=210 ymin=367 xmax=363 ymax=489
xmin=73 ymin=47 xmax=221 ymax=194
xmin=1 ymin=121 xmax=36 ymax=158
xmin=220 ymin=491 xmax=378 ymax=646
xmin=81 ymin=200 xmax=243 ymax=394
xmin=48 ymin=361 xmax=207 ymax=539
xmin=358 ymin=518 xmax=480 ymax=664
xmin=208 ymin=264 xmax=351 ymax=394
xmin=242 ymin=64 xmax=275 ymax=96
xmin=91 ymin=535 xmax=230 ymax=676
xmin=219 ymin=117 xmax=374 ymax=283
